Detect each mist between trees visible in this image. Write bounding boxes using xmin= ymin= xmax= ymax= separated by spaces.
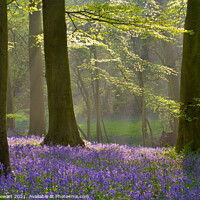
xmin=1 ymin=0 xmax=200 ymax=168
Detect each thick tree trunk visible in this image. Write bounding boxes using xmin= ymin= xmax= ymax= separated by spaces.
xmin=42 ymin=0 xmax=84 ymax=146
xmin=176 ymin=0 xmax=200 ymax=152
xmin=7 ymin=68 xmax=15 ymax=130
xmin=29 ymin=0 xmax=46 ymax=136
xmin=0 ymin=0 xmax=10 ymax=175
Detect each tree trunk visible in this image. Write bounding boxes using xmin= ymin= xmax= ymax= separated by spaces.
xmin=77 ymin=125 xmax=87 ymax=140
xmin=168 ymin=73 xmax=179 ymax=137
xmin=161 ymin=33 xmax=180 ymax=145
xmin=0 ymin=0 xmax=10 ymax=175
xmin=157 ymin=0 xmax=180 ymax=145
xmin=7 ymin=68 xmax=15 ymax=130
xmin=29 ymin=0 xmax=46 ymax=136
xmin=139 ymin=71 xmax=146 ymax=147
xmin=77 ymin=69 xmax=91 ymax=141
xmin=86 ymin=102 xmax=91 ymax=141
xmin=93 ymin=46 xmax=102 ymax=143
xmin=137 ymin=38 xmax=148 ymax=147
xmin=42 ymin=0 xmax=84 ymax=146
xmin=176 ymin=0 xmax=200 ymax=152
xmin=101 ymin=113 xmax=109 ymax=143
xmin=134 ymin=94 xmax=154 ymax=146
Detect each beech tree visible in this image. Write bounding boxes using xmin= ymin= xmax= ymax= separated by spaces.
xmin=93 ymin=45 xmax=103 ymax=143
xmin=29 ymin=0 xmax=46 ymax=136
xmin=42 ymin=0 xmax=84 ymax=146
xmin=176 ymin=0 xmax=200 ymax=152
xmin=0 ymin=0 xmax=10 ymax=174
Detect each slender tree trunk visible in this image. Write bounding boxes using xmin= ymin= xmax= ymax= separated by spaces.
xmin=146 ymin=119 xmax=154 ymax=147
xmin=86 ymin=103 xmax=91 ymax=141
xmin=168 ymin=72 xmax=179 ymax=143
xmin=129 ymin=36 xmax=148 ymax=146
xmin=7 ymin=68 xmax=15 ymax=130
xmin=93 ymin=46 xmax=102 ymax=143
xmin=176 ymin=0 xmax=200 ymax=152
xmin=139 ymin=71 xmax=146 ymax=147
xmin=0 ymin=0 xmax=10 ymax=175
xmin=42 ymin=0 xmax=84 ymax=146
xmin=137 ymin=38 xmax=148 ymax=147
xmin=77 ymin=125 xmax=87 ymax=139
xmin=101 ymin=113 xmax=109 ymax=143
xmin=29 ymin=0 xmax=46 ymax=136
xmin=134 ymin=93 xmax=154 ymax=146
xmin=77 ymin=69 xmax=91 ymax=141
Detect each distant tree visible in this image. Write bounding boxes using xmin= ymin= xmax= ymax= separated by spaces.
xmin=0 ymin=0 xmax=10 ymax=174
xmin=93 ymin=45 xmax=103 ymax=143
xmin=133 ymin=37 xmax=148 ymax=147
xmin=176 ymin=0 xmax=200 ymax=152
xmin=42 ymin=0 xmax=84 ymax=146
xmin=77 ymin=68 xmax=92 ymax=141
xmin=29 ymin=0 xmax=46 ymax=136
xmin=7 ymin=68 xmax=15 ymax=130
xmin=73 ymin=55 xmax=92 ymax=141
xmin=161 ymin=37 xmax=180 ymax=142
xmin=156 ymin=0 xmax=181 ymax=146
xmin=8 ymin=0 xmax=30 ymax=115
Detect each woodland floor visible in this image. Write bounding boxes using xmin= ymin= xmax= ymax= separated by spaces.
xmin=0 ymin=135 xmax=199 ymax=199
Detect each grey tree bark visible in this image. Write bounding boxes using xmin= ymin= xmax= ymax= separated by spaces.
xmin=29 ymin=0 xmax=46 ymax=136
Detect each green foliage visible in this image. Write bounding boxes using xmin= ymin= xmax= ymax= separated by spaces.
xmin=73 ymin=35 xmax=180 ymax=120
xmin=8 ymin=0 xmax=30 ymax=113
xmin=67 ymin=0 xmax=184 ymax=121
xmin=162 ymin=147 xmax=182 ymax=160
xmin=178 ymin=98 xmax=200 ymax=122
xmin=6 ymin=113 xmax=25 ymax=120
xmin=12 ymin=110 xmax=29 ymax=130
xmin=7 ymin=0 xmax=187 ymax=136
xmin=146 ymin=93 xmax=180 ymax=119
xmin=180 ymin=142 xmax=200 ymax=156
xmin=66 ymin=0 xmax=186 ymax=41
